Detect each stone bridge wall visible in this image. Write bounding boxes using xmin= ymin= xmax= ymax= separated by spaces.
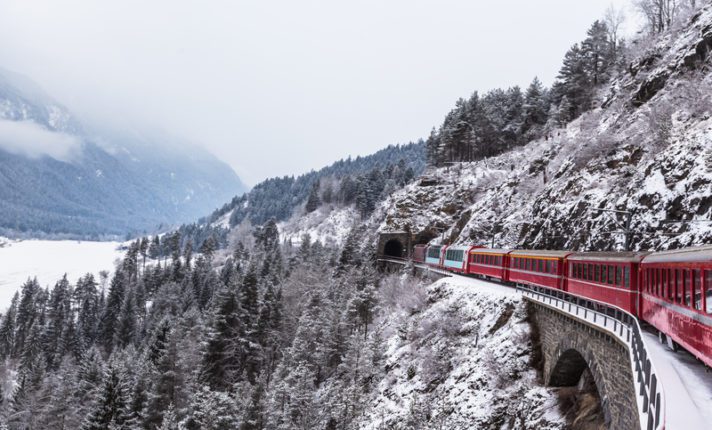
xmin=527 ymin=300 xmax=640 ymax=430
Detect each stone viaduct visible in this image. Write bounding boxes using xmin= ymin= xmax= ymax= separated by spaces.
xmin=527 ymin=299 xmax=640 ymax=430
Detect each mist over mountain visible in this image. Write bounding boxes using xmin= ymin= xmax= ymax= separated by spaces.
xmin=0 ymin=68 xmax=246 ymax=239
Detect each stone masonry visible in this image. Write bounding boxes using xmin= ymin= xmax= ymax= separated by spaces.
xmin=528 ymin=300 xmax=640 ymax=430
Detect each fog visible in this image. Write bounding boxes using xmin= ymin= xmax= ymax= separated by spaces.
xmin=0 ymin=0 xmax=634 ymax=185
xmin=0 ymin=119 xmax=81 ymax=162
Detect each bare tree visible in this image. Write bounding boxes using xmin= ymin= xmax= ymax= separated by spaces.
xmin=634 ymin=0 xmax=679 ymax=33
xmin=604 ymin=4 xmax=626 ymax=55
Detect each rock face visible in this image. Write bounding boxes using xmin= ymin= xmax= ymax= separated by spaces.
xmin=373 ymin=7 xmax=712 ymax=252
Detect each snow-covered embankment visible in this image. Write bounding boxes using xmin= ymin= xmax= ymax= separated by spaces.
xmin=358 ymin=275 xmax=566 ymax=429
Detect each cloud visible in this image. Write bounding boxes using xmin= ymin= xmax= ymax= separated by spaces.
xmin=0 ymin=119 xmax=81 ymax=162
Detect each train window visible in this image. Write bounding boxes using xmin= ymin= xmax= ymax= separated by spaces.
xmin=624 ymin=267 xmax=630 ymax=289
xmin=536 ymin=260 xmax=542 ymax=272
xmin=694 ymin=270 xmax=702 ymax=311
xmin=706 ymin=270 xmax=712 ymax=314
xmin=616 ymin=267 xmax=622 ymax=286
xmin=601 ymin=265 xmax=607 ymax=284
xmin=546 ymin=260 xmax=551 ymax=273
xmin=684 ymin=270 xmax=692 ymax=307
xmin=668 ymin=269 xmax=674 ymax=301
xmin=594 ymin=265 xmax=600 ymax=282
xmin=676 ymin=270 xmax=684 ymax=304
xmin=607 ymin=265 xmax=614 ymax=284
xmin=552 ymin=260 xmax=558 ymax=273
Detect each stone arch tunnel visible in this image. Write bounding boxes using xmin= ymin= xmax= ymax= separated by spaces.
xmin=383 ymin=238 xmax=405 ymax=258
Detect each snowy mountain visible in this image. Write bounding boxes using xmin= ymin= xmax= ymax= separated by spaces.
xmin=372 ymin=5 xmax=712 ymax=252
xmin=0 ymin=68 xmax=246 ymax=238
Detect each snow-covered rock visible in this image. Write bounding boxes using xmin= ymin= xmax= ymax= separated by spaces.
xmin=356 ymin=275 xmax=565 ymax=429
xmin=371 ymin=6 xmax=712 ymax=252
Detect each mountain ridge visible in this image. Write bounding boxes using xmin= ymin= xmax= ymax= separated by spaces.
xmin=0 ymin=68 xmax=247 ymax=239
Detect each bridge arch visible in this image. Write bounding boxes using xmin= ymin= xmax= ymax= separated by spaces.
xmin=383 ymin=238 xmax=405 ymax=258
xmin=547 ymin=337 xmax=611 ymax=427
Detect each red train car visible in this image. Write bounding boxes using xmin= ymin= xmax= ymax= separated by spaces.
xmin=508 ymin=250 xmax=571 ymax=291
xmin=567 ymin=252 xmax=648 ymax=315
xmin=467 ymin=248 xmax=511 ymax=281
xmin=640 ymin=246 xmax=712 ymax=368
xmin=413 ymin=244 xmax=427 ymax=263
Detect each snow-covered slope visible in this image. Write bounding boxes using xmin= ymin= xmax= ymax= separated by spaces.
xmin=354 ymin=275 xmax=565 ymax=429
xmin=278 ymin=205 xmax=360 ymax=247
xmin=373 ymin=7 xmax=712 ymax=251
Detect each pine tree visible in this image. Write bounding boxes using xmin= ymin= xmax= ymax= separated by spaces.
xmin=305 ymin=181 xmax=321 ymax=213
xmin=44 ymin=275 xmax=71 ymax=369
xmin=0 ymin=292 xmax=18 ymax=358
xmin=14 ymin=278 xmax=41 ymax=357
xmin=76 ymin=274 xmax=100 ymax=350
xmin=522 ymin=77 xmax=548 ymax=131
xmin=201 ymin=285 xmax=242 ymax=390
xmin=82 ymin=363 xmax=131 ymax=430
xmin=149 ymin=236 xmax=161 ymax=260
xmin=99 ymin=273 xmax=126 ymax=353
xmin=113 ymin=290 xmax=136 ymax=349
xmin=158 ymin=403 xmax=179 ymax=430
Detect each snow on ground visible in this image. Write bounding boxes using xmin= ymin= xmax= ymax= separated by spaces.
xmin=357 ymin=274 xmax=566 ymax=429
xmin=278 ymin=205 xmax=358 ymax=247
xmin=0 ymin=237 xmax=124 ymax=310
xmin=642 ymin=331 xmax=712 ymax=430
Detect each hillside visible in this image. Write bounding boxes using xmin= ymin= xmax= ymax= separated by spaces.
xmin=372 ymin=5 xmax=712 ymax=252
xmin=0 ymin=68 xmax=246 ymax=239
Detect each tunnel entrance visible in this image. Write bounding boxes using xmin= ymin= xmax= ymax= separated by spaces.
xmin=383 ymin=239 xmax=405 ymax=258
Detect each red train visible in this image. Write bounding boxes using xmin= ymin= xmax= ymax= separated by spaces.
xmin=412 ymin=243 xmax=712 ymax=367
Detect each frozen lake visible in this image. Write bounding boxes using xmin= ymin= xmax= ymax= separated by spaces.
xmin=0 ymin=238 xmax=124 ymax=310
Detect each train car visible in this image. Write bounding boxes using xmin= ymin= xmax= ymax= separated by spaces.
xmin=442 ymin=245 xmax=474 ymax=273
xmin=467 ymin=248 xmax=511 ymax=281
xmin=413 ymin=244 xmax=427 ymax=263
xmin=567 ymin=252 xmax=648 ymax=315
xmin=425 ymin=245 xmax=447 ymax=267
xmin=508 ymin=250 xmax=571 ymax=291
xmin=640 ymin=246 xmax=712 ymax=368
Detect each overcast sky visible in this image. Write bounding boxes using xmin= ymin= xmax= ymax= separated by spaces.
xmin=0 ymin=0 xmax=635 ymax=185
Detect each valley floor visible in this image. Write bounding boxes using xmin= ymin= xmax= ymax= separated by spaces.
xmin=0 ymin=237 xmax=123 ymax=310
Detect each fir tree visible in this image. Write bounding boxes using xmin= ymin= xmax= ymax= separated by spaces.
xmin=81 ymin=363 xmax=131 ymax=430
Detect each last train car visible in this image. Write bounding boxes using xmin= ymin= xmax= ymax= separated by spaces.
xmin=567 ymin=252 xmax=648 ymax=315
xmin=413 ymin=244 xmax=427 ymax=264
xmin=640 ymin=246 xmax=712 ymax=367
xmin=467 ymin=248 xmax=511 ymax=281
xmin=508 ymin=250 xmax=571 ymax=291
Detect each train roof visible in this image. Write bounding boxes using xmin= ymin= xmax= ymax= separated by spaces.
xmin=643 ymin=245 xmax=712 ymax=264
xmin=567 ymin=251 xmax=649 ymax=263
xmin=444 ymin=245 xmax=473 ymax=251
xmin=470 ymin=248 xmax=511 ymax=255
xmin=509 ymin=250 xmax=572 ymax=258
